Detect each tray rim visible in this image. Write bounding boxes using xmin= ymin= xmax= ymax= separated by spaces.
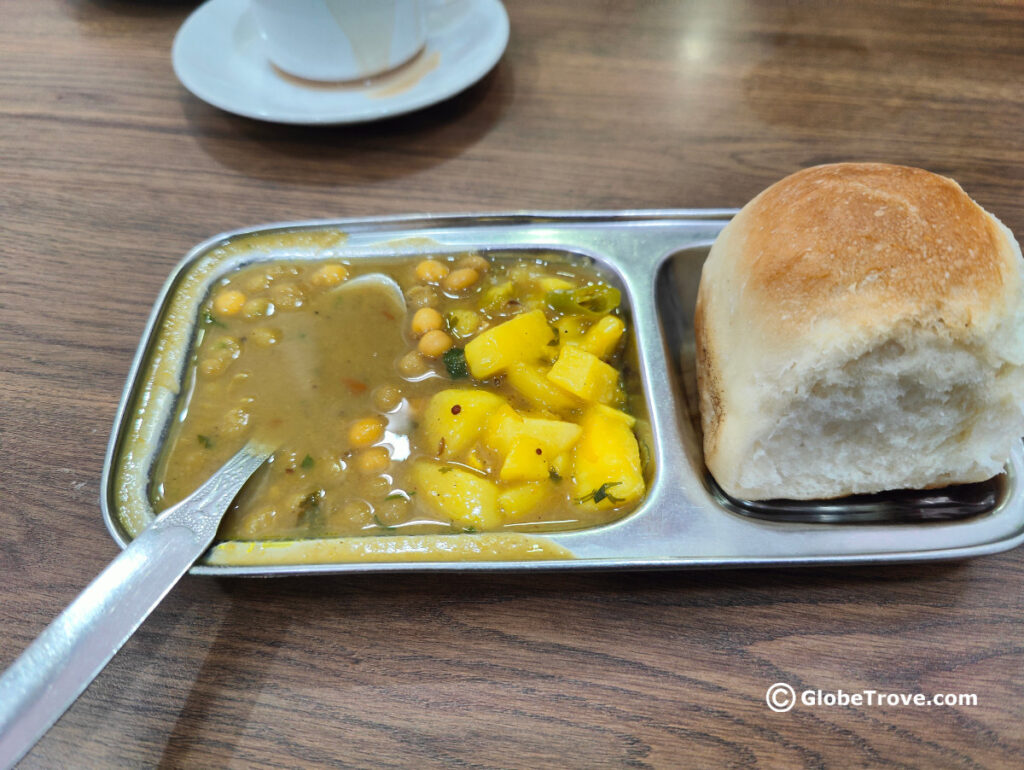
xmin=101 ymin=209 xmax=1024 ymax=575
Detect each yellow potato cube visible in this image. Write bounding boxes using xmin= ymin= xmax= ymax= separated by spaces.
xmin=499 ymin=438 xmax=551 ymax=482
xmin=479 ymin=281 xmax=514 ymax=312
xmin=423 ymin=389 xmax=506 ymax=460
xmin=506 ymin=363 xmax=581 ymax=414
xmin=464 ymin=309 xmax=555 ymax=378
xmin=464 ymin=448 xmax=489 ymax=473
xmin=485 ymin=405 xmax=583 ymax=461
xmin=411 ymin=462 xmax=502 ymax=530
xmin=572 ymin=407 xmax=645 ymax=510
xmin=520 ymin=416 xmax=582 ymax=456
xmin=553 ymin=316 xmax=589 ymax=347
xmin=498 ymin=482 xmax=550 ymax=521
xmin=547 ymin=345 xmax=621 ymax=404
xmin=580 ymin=315 xmax=625 ymax=359
xmin=589 ymin=403 xmax=637 ymax=427
xmin=484 ymin=404 xmax=525 ymax=457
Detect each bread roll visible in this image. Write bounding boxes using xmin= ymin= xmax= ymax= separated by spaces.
xmin=695 ymin=163 xmax=1024 ymax=500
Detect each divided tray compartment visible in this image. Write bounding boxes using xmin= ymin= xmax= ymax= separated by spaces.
xmin=102 ymin=211 xmax=1024 ymax=575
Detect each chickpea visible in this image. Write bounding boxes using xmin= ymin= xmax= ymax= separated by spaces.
xmin=442 ymin=268 xmax=480 ymax=292
xmin=245 ymin=273 xmax=272 ymax=292
xmin=270 ymin=283 xmax=305 ymax=310
xmin=250 ymin=327 xmax=281 ymax=347
xmin=234 ymin=507 xmax=279 ymax=540
xmin=217 ymin=336 xmax=242 ymax=358
xmin=348 ymin=416 xmax=386 ymax=448
xmin=418 ymin=329 xmax=453 ymax=358
xmin=198 ymin=356 xmax=229 ymax=378
xmin=214 ymin=289 xmax=246 ymax=316
xmin=312 ymin=263 xmax=349 ymax=287
xmin=397 ymin=350 xmax=428 ymax=378
xmin=410 ymin=307 xmax=444 ymax=337
xmin=375 ymin=496 xmax=409 ymax=525
xmin=338 ymin=499 xmax=374 ymax=527
xmin=415 ymin=259 xmax=449 ymax=284
xmin=372 ymin=384 xmax=403 ymax=413
xmin=446 ymin=309 xmax=482 ymax=339
xmin=354 ymin=446 xmax=391 ymax=474
xmin=405 ymin=285 xmax=439 ymax=309
xmin=198 ymin=336 xmax=240 ymax=377
xmin=222 ymin=406 xmax=250 ymax=435
xmin=365 ymin=475 xmax=392 ymax=498
xmin=456 ymin=254 xmax=489 ymax=273
xmin=242 ymin=298 xmax=274 ymax=319
xmin=265 ymin=264 xmax=300 ymax=280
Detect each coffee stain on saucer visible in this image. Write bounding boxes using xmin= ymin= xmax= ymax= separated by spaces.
xmin=371 ymin=50 xmax=440 ymax=98
xmin=272 ymin=47 xmax=440 ymax=98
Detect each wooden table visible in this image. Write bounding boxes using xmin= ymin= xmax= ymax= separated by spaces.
xmin=3 ymin=0 xmax=1023 ymax=766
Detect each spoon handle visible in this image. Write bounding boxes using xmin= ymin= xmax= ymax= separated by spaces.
xmin=0 ymin=444 xmax=271 ymax=769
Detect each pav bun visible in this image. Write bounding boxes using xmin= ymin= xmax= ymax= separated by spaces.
xmin=696 ymin=162 xmax=1024 ymax=500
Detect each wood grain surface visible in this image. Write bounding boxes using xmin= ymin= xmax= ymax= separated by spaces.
xmin=3 ymin=0 xmax=1024 ymax=767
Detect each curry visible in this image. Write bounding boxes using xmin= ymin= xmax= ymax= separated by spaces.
xmin=151 ymin=252 xmax=649 ymax=540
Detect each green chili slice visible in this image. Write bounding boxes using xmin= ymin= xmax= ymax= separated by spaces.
xmin=546 ymin=283 xmax=621 ymax=318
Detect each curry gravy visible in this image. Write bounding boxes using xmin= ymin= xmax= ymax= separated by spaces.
xmin=151 ymin=254 xmax=648 ymax=541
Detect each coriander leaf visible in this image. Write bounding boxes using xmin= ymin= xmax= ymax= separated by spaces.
xmin=296 ymin=489 xmax=325 ymax=530
xmin=576 ymin=481 xmax=624 ymax=505
xmin=201 ymin=309 xmax=226 ymax=328
xmin=442 ymin=347 xmax=470 ymax=379
xmin=197 ymin=434 xmax=213 ymax=448
xmin=301 ymin=454 xmax=314 ymax=469
xmin=373 ymin=513 xmax=397 ymax=531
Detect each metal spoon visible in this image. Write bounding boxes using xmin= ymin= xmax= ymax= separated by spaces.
xmin=330 ymin=272 xmax=407 ymax=313
xmin=0 ymin=442 xmax=273 ymax=768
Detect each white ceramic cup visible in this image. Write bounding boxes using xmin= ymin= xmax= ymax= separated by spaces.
xmin=251 ymin=0 xmax=426 ymax=82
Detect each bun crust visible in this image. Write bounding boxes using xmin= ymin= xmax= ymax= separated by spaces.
xmin=697 ymin=163 xmax=1024 ymax=500
xmin=741 ymin=163 xmax=1014 ymax=341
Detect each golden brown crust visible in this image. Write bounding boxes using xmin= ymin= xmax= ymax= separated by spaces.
xmin=739 ymin=163 xmax=1014 ymax=337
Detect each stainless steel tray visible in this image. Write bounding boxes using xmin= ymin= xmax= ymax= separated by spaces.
xmin=102 ymin=210 xmax=1024 ymax=575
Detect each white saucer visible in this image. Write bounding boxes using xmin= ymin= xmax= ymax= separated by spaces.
xmin=172 ymin=0 xmax=509 ymax=125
